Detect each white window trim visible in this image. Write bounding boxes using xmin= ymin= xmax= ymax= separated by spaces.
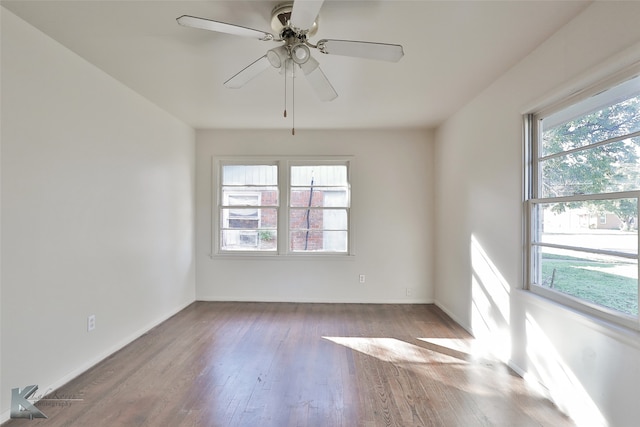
xmin=211 ymin=156 xmax=354 ymax=258
xmin=214 ymin=159 xmax=279 ymax=255
xmin=524 ymin=63 xmax=640 ymax=331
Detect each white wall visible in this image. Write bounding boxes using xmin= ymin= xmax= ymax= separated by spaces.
xmin=196 ymin=129 xmax=434 ymax=303
xmin=0 ymin=9 xmax=196 ymax=419
xmin=434 ymin=2 xmax=640 ymax=426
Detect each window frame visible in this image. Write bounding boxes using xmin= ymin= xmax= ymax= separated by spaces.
xmin=213 ymin=156 xmax=353 ymax=257
xmin=524 ymin=65 xmax=640 ymax=331
xmin=218 ymin=160 xmax=279 ymax=253
xmin=288 ymin=160 xmax=351 ymax=254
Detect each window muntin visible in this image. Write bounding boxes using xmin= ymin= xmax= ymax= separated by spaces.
xmin=528 ymin=71 xmax=640 ymax=328
xmin=217 ymin=160 xmax=351 ymax=255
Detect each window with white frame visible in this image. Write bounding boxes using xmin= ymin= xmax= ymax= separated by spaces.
xmin=220 ymin=164 xmax=278 ymax=251
xmin=289 ymin=164 xmax=350 ymax=253
xmin=526 ymin=68 xmax=640 ymax=329
xmin=217 ymin=159 xmax=351 ymax=255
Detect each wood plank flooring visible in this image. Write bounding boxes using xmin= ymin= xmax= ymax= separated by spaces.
xmin=3 ymin=302 xmax=574 ymax=426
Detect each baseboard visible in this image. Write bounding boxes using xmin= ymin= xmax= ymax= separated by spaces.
xmin=196 ymin=296 xmax=435 ymax=304
xmin=506 ymin=358 xmax=553 ymax=400
xmin=433 ymin=299 xmax=474 ymax=335
xmin=0 ymin=299 xmax=194 ymax=424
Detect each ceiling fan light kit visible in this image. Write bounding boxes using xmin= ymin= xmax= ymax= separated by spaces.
xmin=291 ymin=44 xmax=311 ymax=64
xmin=177 ymin=1 xmax=404 ymax=133
xmin=267 ymin=45 xmax=289 ymax=69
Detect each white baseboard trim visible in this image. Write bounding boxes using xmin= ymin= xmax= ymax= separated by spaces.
xmin=506 ymin=358 xmax=553 ymax=401
xmin=433 ymin=300 xmax=474 ymax=335
xmin=0 ymin=299 xmax=194 ymax=424
xmin=196 ymin=296 xmax=435 ymax=304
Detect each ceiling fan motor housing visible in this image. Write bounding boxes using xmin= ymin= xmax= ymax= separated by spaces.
xmin=271 ymin=3 xmax=318 ymax=37
xmin=269 ymin=3 xmax=315 ymax=70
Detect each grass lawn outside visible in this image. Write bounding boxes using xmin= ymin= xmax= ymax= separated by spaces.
xmin=541 ymin=253 xmax=638 ymax=316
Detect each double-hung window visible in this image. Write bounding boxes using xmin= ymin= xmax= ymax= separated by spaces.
xmin=289 ymin=164 xmax=350 ymax=253
xmin=525 ymin=68 xmax=640 ymax=329
xmin=217 ymin=158 xmax=351 ymax=255
xmin=220 ymin=163 xmax=279 ymax=252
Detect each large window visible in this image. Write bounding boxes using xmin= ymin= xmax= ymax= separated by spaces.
xmin=217 ymin=159 xmax=351 ymax=255
xmin=526 ymin=69 xmax=640 ymax=329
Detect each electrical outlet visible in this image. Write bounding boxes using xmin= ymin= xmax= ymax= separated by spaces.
xmin=406 ymin=288 xmax=413 ymax=297
xmin=87 ymin=315 xmax=96 ymax=332
xmin=359 ymin=274 xmax=366 ymax=283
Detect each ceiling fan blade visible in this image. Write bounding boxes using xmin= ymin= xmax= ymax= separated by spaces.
xmin=290 ymin=0 xmax=324 ymax=31
xmin=177 ymin=15 xmax=273 ymax=40
xmin=317 ymin=39 xmax=404 ymax=62
xmin=224 ymin=56 xmax=272 ymax=89
xmin=299 ymin=57 xmax=337 ymax=102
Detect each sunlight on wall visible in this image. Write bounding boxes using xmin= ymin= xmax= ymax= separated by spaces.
xmin=470 ymin=235 xmax=512 ymax=361
xmin=525 ymin=313 xmax=606 ymax=427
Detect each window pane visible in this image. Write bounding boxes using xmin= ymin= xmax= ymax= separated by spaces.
xmin=222 ymin=165 xmax=277 ymax=186
xmin=221 ymin=230 xmax=277 ymax=251
xmin=540 ymin=137 xmax=640 ymax=197
xmin=536 ymin=199 xmax=638 ymax=255
xmin=228 ymin=194 xmax=259 ymax=207
xmin=221 ymin=208 xmax=277 ymax=229
xmin=290 ymin=230 xmax=347 ymax=252
xmin=291 ymin=165 xmax=348 ymax=186
xmin=535 ymin=246 xmax=638 ymax=316
xmin=290 ymin=188 xmax=349 ymax=207
xmin=541 ymin=76 xmax=640 ymax=157
xmin=228 ymin=207 xmax=258 ymax=229
xmin=290 ymin=208 xmax=348 ymax=231
xmin=222 ymin=187 xmax=278 ymax=206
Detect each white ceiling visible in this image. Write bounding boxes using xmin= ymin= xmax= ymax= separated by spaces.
xmin=2 ymin=0 xmax=591 ymax=130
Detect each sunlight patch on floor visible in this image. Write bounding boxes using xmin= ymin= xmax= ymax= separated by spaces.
xmin=415 ymin=337 xmax=498 ymax=361
xmin=322 ymin=336 xmax=462 ymax=364
xmin=324 ymin=336 xmax=509 ymax=398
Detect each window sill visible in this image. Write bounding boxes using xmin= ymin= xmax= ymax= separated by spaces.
xmin=209 ymin=252 xmax=356 ymax=261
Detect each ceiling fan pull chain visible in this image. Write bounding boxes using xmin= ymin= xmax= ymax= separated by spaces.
xmin=284 ymin=65 xmax=287 ymax=118
xmin=292 ymin=63 xmax=296 ymax=136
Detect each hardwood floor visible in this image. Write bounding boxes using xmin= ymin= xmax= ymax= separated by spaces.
xmin=4 ymin=302 xmax=573 ymax=426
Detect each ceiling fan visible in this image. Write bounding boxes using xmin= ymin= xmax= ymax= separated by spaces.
xmin=177 ymin=0 xmax=404 ymax=103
